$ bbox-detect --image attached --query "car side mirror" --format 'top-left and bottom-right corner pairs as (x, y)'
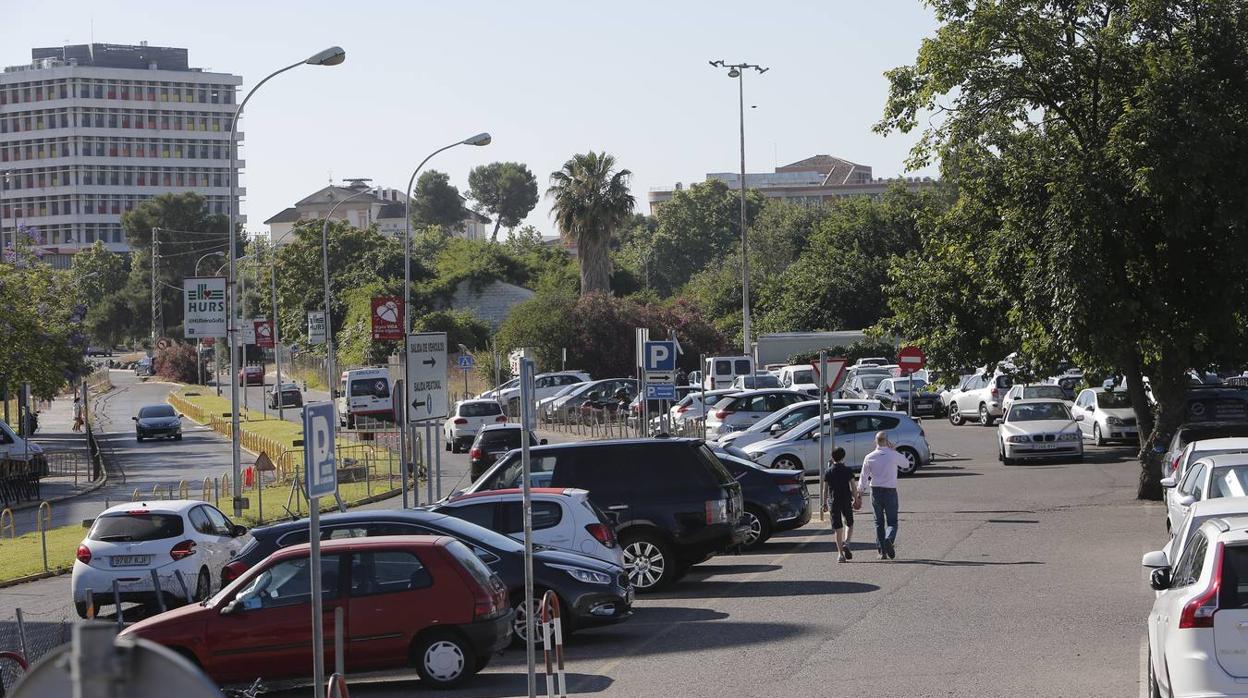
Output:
(770, 423), (783, 433)
(1149, 567), (1171, 591)
(178, 414), (185, 419)
(1160, 477), (1177, 488)
(1141, 550), (1169, 569)
(539, 439), (548, 445)
(131, 416), (138, 421)
(1178, 494), (1197, 507)
(1074, 415), (1084, 421)
(232, 524), (248, 537)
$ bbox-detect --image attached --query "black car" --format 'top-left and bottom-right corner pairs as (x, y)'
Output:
(874, 378), (941, 417)
(1183, 386), (1248, 423)
(462, 438), (747, 591)
(469, 424), (544, 481)
(711, 446), (811, 548)
(267, 382), (303, 409)
(133, 404), (182, 442)
(228, 509), (631, 644)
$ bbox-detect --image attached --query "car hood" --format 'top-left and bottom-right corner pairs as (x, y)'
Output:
(120, 600), (209, 638)
(1000, 419), (1079, 435)
(534, 547), (620, 574)
(138, 417), (180, 427)
(1098, 407), (1136, 420)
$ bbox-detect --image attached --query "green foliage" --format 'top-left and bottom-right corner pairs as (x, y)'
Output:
(412, 170), (464, 229)
(335, 281), (402, 367)
(0, 257), (88, 399)
(71, 241), (128, 303)
(413, 310), (492, 351)
(787, 339), (897, 366)
(547, 152), (635, 295)
(467, 162), (540, 241)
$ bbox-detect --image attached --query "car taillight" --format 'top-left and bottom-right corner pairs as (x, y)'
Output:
(222, 560), (248, 584)
(1170, 455), (1182, 476)
(775, 476), (803, 493)
(991, 388), (1000, 399)
(454, 418), (468, 425)
(705, 499), (728, 525)
(585, 523), (617, 548)
(715, 410), (731, 420)
(675, 405), (688, 414)
(169, 539), (196, 561)
(495, 415), (507, 423)
(469, 447), (483, 460)
(76, 545), (92, 564)
(1180, 543), (1223, 629)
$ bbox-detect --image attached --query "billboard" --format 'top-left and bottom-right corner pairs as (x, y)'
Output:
(254, 319), (275, 349)
(370, 296), (403, 341)
(308, 311), (326, 345)
(183, 277), (226, 338)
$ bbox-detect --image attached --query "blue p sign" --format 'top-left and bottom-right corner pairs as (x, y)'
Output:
(303, 402), (337, 498)
(644, 341), (676, 372)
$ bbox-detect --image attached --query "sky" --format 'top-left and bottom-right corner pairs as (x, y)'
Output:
(1, 0), (940, 239)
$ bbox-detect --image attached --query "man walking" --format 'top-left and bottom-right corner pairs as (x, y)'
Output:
(823, 446), (855, 562)
(854, 431), (905, 560)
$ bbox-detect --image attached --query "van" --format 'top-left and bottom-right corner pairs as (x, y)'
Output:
(703, 355), (754, 390)
(777, 364), (820, 397)
(0, 419), (47, 471)
(336, 367), (395, 428)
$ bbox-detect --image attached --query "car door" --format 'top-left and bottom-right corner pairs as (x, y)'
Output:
(834, 414), (869, 468)
(345, 549), (438, 671)
(552, 447), (640, 526)
(203, 505), (246, 565)
(1071, 390), (1091, 436)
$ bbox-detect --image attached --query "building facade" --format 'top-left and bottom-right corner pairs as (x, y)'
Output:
(266, 179), (491, 246)
(0, 43), (241, 266)
(647, 154), (936, 212)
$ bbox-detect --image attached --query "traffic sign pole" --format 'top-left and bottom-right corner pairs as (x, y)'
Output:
(302, 402), (336, 698)
(819, 352), (827, 522)
(519, 358), (537, 698)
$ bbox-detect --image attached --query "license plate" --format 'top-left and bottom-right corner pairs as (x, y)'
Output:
(110, 555), (152, 567)
(1033, 443), (1058, 450)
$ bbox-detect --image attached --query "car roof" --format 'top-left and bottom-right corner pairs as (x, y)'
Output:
(1194, 453), (1248, 468)
(457, 398), (501, 405)
(1198, 515), (1248, 542)
(478, 423), (522, 433)
(100, 500), (199, 516)
(1189, 498), (1248, 517)
(1191, 437), (1248, 451)
(1010, 398), (1068, 405)
(725, 388), (805, 397)
(446, 487), (588, 503)
(272, 535), (447, 559)
(513, 437), (702, 453)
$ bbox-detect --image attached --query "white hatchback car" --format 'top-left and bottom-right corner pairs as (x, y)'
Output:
(741, 410), (932, 475)
(996, 399), (1083, 464)
(1071, 387), (1139, 446)
(1162, 453), (1248, 533)
(1144, 498), (1248, 579)
(71, 500), (248, 618)
(443, 399), (506, 453)
(719, 399), (881, 450)
(433, 488), (623, 566)
(704, 389), (808, 439)
(1145, 516), (1248, 698)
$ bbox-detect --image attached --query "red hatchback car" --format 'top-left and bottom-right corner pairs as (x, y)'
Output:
(120, 536), (512, 689)
(237, 365), (264, 386)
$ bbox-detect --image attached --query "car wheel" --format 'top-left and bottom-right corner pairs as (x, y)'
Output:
(742, 506), (772, 548)
(896, 447), (920, 475)
(1000, 442), (1016, 466)
(510, 592), (549, 646)
(948, 402), (964, 426)
(74, 601), (89, 619)
(771, 455), (803, 471)
(445, 440), (452, 452)
(136, 434), (144, 443)
(193, 567), (211, 603)
(1093, 424), (1105, 447)
(174, 433), (182, 442)
(621, 532), (674, 591)
(979, 404), (994, 427)
(412, 631), (472, 689)
(474, 654), (491, 673)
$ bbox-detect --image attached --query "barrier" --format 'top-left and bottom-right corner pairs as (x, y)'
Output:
(0, 507), (13, 541)
(35, 502), (52, 573)
(539, 590), (567, 698)
(201, 477), (212, 503)
(327, 673), (350, 698)
(177, 480), (189, 499)
(131, 487), (140, 502)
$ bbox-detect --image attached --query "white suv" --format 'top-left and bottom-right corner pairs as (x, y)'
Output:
(947, 372), (1014, 426)
(494, 371), (590, 413)
(1146, 516), (1248, 697)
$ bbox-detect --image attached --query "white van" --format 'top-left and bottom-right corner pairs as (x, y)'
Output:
(0, 419), (46, 468)
(777, 364), (821, 397)
(336, 368), (395, 428)
(703, 355), (755, 390)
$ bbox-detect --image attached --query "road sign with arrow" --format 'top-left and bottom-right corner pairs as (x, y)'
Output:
(406, 332), (448, 421)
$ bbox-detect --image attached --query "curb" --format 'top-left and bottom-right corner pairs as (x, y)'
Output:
(8, 472), (108, 513)
(0, 565), (74, 589)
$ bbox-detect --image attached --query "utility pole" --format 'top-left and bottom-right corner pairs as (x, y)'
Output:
(150, 227), (160, 350)
(271, 259), (284, 420)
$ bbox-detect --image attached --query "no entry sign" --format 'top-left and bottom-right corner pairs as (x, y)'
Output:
(898, 346), (926, 374)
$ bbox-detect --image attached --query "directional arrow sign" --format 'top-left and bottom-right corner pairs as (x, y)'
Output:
(406, 332), (448, 422)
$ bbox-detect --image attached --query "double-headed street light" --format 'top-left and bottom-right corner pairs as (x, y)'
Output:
(709, 59), (768, 357)
(320, 185), (378, 407)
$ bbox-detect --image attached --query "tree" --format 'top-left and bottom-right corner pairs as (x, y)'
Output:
(876, 0), (1248, 499)
(412, 170), (465, 229)
(468, 162), (540, 241)
(547, 152), (635, 296)
(0, 255), (88, 401)
(71, 241), (128, 302)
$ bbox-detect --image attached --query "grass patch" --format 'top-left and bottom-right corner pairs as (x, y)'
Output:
(0, 524), (90, 582)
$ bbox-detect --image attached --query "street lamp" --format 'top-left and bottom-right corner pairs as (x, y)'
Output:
(709, 59), (768, 357)
(320, 186), (378, 410)
(193, 250), (226, 276)
(224, 46), (345, 522)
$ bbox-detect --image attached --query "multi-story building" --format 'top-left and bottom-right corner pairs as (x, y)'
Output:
(0, 43), (241, 266)
(647, 154), (937, 212)
(265, 179), (491, 246)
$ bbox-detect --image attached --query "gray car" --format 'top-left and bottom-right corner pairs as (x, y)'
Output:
(741, 410), (932, 475)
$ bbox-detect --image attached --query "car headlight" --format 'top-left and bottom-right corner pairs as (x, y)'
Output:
(749, 451), (765, 462)
(1106, 416), (1123, 426)
(1006, 435), (1030, 443)
(548, 564), (612, 585)
(1058, 432), (1080, 441)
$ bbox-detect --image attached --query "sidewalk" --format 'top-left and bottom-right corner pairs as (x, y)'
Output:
(9, 395), (102, 512)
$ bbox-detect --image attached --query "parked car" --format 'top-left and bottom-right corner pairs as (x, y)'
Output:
(546, 378), (635, 422)
(267, 382), (303, 409)
(1142, 497), (1248, 575)
(996, 399), (1083, 465)
(731, 373), (782, 390)
(1144, 517), (1248, 698)
(1162, 422), (1248, 480)
(134, 357), (154, 377)
(226, 510), (631, 643)
(468, 424), (545, 481)
(133, 404), (182, 442)
(536, 383), (584, 418)
(1181, 385), (1248, 423)
(855, 357), (890, 367)
(718, 399), (880, 450)
(463, 438), (746, 591)
(0, 418), (46, 468)
(435, 488), (623, 566)
(776, 364), (821, 397)
(665, 389), (738, 428)
(741, 410), (932, 476)
(120, 536), (511, 689)
(703, 389), (808, 439)
(1044, 370), (1084, 401)
(494, 371), (590, 414)
(709, 447), (810, 548)
(1070, 388), (1139, 446)
(947, 371), (1014, 426)
(336, 367), (394, 428)
(1169, 438), (1248, 488)
(443, 399), (507, 453)
(237, 365), (264, 386)
(1002, 383), (1069, 414)
(478, 377), (518, 400)
(71, 500), (248, 618)
(844, 372), (889, 401)
(85, 346), (112, 357)
(872, 377), (941, 417)
(1162, 453), (1248, 533)
(940, 374), (977, 413)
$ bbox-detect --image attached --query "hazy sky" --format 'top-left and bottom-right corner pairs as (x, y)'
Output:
(2, 0), (939, 238)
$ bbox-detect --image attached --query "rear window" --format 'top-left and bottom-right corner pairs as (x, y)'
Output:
(351, 378), (390, 398)
(138, 405), (175, 418)
(696, 444), (736, 487)
(444, 539), (498, 590)
(1022, 385), (1067, 400)
(1221, 545), (1248, 609)
(860, 376), (884, 391)
(1096, 391), (1133, 408)
(740, 375), (780, 388)
(1210, 466), (1248, 498)
(995, 375), (1014, 389)
(90, 513), (184, 542)
(734, 359), (752, 374)
(791, 369), (814, 384)
(460, 402), (502, 418)
(480, 429), (535, 450)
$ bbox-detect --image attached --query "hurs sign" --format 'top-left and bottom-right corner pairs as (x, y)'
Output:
(183, 277), (226, 338)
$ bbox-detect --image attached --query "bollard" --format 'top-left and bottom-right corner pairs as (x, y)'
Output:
(0, 507), (14, 541)
(540, 590), (568, 698)
(214, 477), (220, 506)
(15, 607), (29, 660)
(150, 569), (167, 613)
(151, 483), (162, 500)
(327, 673), (350, 698)
(202, 476), (212, 503)
(131, 487), (140, 502)
(36, 501), (52, 573)
(173, 569), (191, 603)
(85, 588), (95, 619)
(178, 480), (189, 499)
(334, 606), (345, 678)
(112, 579), (124, 631)
(256, 464), (263, 524)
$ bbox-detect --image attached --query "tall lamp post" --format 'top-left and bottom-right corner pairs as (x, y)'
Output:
(224, 46), (345, 520)
(709, 60), (768, 357)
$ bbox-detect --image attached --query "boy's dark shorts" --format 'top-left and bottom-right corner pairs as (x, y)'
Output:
(830, 499), (854, 530)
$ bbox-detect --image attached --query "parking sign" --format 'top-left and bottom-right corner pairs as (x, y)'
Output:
(302, 402), (337, 498)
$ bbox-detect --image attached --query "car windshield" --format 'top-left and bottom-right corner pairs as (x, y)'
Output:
(893, 379), (928, 391)
(740, 375), (780, 388)
(426, 513), (523, 554)
(138, 405), (176, 418)
(90, 512), (184, 542)
(1008, 402), (1072, 421)
(459, 402), (502, 418)
(791, 369), (815, 384)
(860, 376), (885, 390)
(1096, 391), (1133, 408)
(1023, 385), (1067, 400)
(1211, 466), (1248, 498)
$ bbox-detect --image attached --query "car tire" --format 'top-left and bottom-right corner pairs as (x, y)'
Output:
(193, 567), (211, 603)
(1147, 648), (1162, 698)
(474, 654), (491, 673)
(948, 402), (964, 426)
(136, 434), (144, 443)
(1093, 424), (1105, 447)
(896, 447), (920, 475)
(771, 455), (803, 471)
(412, 631), (472, 689)
(1000, 442), (1016, 466)
(742, 506), (772, 548)
(74, 601), (89, 619)
(979, 404), (995, 427)
(445, 440), (452, 453)
(174, 433), (182, 442)
(621, 532), (675, 592)
(510, 591), (554, 646)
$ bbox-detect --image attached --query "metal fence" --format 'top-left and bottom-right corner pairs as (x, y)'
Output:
(0, 607), (71, 693)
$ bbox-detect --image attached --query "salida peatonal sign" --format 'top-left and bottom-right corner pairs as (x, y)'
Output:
(184, 277), (227, 338)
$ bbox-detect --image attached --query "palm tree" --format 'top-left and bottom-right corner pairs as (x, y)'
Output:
(546, 152), (634, 295)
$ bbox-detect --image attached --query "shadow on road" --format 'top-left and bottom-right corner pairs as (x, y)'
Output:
(272, 672), (613, 697)
(688, 563), (782, 576)
(883, 558), (1044, 567)
(911, 469), (980, 479)
(648, 579), (878, 600)
(625, 606), (731, 623)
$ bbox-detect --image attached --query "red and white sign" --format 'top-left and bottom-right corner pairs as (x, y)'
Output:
(370, 296), (404, 341)
(811, 357), (849, 393)
(897, 346), (926, 374)
(254, 320), (275, 349)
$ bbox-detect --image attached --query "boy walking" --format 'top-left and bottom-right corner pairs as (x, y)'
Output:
(823, 447), (855, 562)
